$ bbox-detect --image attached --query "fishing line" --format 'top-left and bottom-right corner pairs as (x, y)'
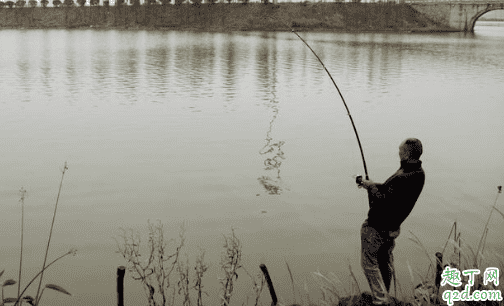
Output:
(274, 18), (369, 180)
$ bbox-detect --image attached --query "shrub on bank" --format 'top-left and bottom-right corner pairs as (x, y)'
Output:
(15, 0), (26, 7)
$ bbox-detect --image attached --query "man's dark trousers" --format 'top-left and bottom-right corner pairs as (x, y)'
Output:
(361, 219), (400, 305)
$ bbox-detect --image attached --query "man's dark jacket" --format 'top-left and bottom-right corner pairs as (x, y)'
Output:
(366, 159), (425, 233)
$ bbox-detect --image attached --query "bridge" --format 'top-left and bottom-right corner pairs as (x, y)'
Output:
(405, 0), (504, 31)
(271, 0), (504, 32)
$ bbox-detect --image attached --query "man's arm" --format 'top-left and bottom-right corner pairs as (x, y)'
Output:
(360, 179), (385, 198)
(361, 175), (409, 200)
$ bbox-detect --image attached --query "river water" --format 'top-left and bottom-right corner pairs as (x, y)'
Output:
(0, 23), (503, 306)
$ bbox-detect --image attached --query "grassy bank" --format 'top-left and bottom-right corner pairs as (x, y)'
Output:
(0, 3), (444, 32)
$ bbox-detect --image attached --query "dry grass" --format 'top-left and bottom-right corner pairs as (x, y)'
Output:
(114, 220), (188, 306)
(102, 180), (501, 306)
(311, 186), (503, 306)
(113, 185), (503, 306)
(219, 227), (242, 306)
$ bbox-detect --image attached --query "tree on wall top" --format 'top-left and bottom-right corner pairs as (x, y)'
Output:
(15, 0), (26, 7)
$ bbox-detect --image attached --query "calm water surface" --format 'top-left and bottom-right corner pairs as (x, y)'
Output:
(0, 24), (503, 305)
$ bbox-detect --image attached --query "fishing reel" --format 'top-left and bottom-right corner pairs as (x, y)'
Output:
(355, 175), (363, 188)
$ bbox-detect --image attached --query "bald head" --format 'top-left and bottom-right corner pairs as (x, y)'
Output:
(399, 138), (422, 161)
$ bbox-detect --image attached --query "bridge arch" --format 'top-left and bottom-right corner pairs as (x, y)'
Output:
(468, 4), (504, 32)
(410, 3), (504, 32)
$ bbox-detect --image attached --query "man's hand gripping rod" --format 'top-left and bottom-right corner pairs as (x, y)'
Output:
(278, 20), (369, 180)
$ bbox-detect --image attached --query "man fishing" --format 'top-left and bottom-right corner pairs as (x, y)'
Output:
(356, 138), (425, 306)
(279, 22), (424, 306)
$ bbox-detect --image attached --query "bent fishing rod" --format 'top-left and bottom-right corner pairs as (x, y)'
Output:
(277, 19), (369, 180)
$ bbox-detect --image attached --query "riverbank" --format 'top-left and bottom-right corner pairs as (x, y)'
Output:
(0, 3), (448, 32)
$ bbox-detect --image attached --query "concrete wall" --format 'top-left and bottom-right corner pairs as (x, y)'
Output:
(410, 3), (452, 29)
(411, 3), (504, 31)
(0, 2), (488, 31)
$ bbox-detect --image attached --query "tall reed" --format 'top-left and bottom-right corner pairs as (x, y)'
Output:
(475, 186), (502, 267)
(5, 162), (76, 306)
(34, 161), (69, 306)
(18, 187), (26, 303)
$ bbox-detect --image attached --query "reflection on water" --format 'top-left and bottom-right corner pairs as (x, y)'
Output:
(258, 91), (287, 195)
(255, 32), (288, 195)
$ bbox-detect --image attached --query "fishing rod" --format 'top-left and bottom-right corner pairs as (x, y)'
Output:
(276, 19), (369, 181)
(277, 23), (396, 293)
